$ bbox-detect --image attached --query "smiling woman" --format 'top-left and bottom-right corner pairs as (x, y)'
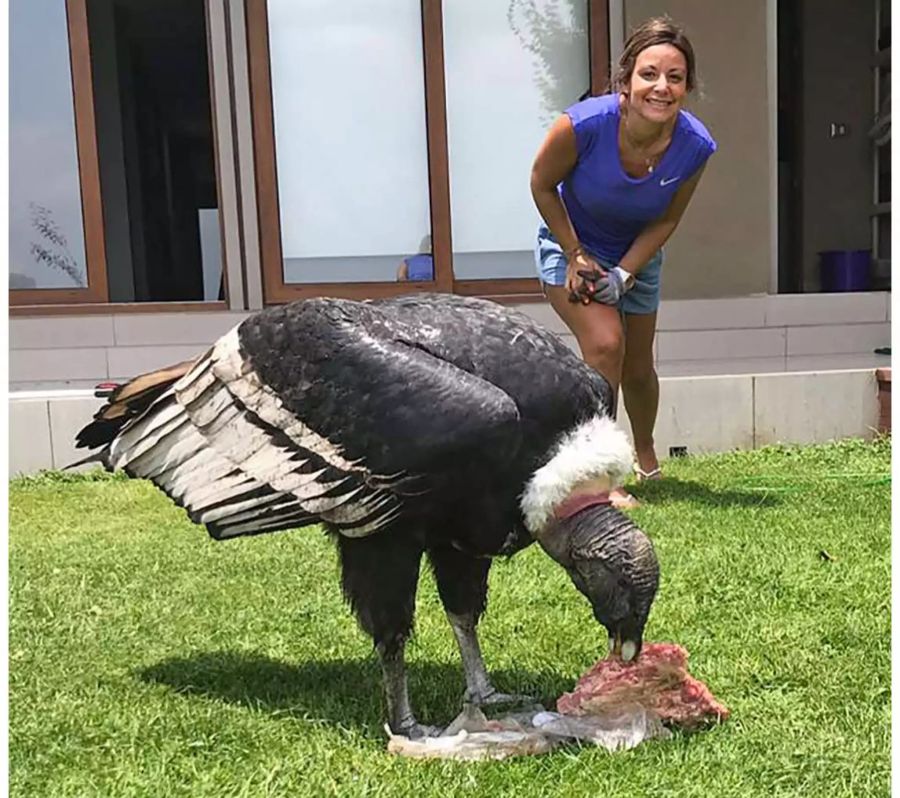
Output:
(530, 16), (717, 510)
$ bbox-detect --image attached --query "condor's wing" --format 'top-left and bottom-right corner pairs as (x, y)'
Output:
(78, 301), (522, 541)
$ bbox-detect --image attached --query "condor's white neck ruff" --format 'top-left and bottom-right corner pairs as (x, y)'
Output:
(519, 415), (633, 534)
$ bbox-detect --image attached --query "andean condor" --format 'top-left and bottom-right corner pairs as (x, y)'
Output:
(74, 293), (660, 737)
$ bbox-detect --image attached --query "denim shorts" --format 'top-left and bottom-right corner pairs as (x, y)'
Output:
(534, 224), (663, 315)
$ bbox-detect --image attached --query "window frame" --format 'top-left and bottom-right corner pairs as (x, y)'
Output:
(10, 0), (109, 307)
(10, 0), (231, 316)
(248, 0), (609, 303)
(11, 0), (608, 313)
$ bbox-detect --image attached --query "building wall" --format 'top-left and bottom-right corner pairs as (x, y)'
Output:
(9, 295), (889, 475)
(8, 0), (884, 317)
(8, 294), (890, 390)
(623, 0), (773, 298)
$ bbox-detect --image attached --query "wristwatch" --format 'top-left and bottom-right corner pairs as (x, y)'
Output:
(613, 266), (636, 292)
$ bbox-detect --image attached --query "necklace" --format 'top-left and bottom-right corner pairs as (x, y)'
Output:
(621, 116), (668, 175)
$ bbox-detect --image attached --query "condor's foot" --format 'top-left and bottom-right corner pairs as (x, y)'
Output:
(392, 718), (443, 740)
(380, 642), (442, 740)
(463, 686), (537, 710)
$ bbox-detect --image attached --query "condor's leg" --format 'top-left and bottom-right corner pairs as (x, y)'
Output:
(428, 546), (533, 708)
(338, 533), (437, 738)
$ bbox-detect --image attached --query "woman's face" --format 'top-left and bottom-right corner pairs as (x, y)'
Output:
(624, 44), (688, 124)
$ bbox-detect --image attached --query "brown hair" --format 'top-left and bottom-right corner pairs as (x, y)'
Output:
(611, 17), (697, 94)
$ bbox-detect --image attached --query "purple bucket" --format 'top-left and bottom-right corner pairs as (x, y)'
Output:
(818, 249), (872, 292)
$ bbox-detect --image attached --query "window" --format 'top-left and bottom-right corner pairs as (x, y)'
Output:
(250, 0), (453, 302)
(266, 0), (433, 287)
(9, 0), (106, 303)
(443, 0), (589, 281)
(10, 0), (223, 309)
(250, 0), (606, 302)
(12, 0), (608, 311)
(87, 0), (221, 302)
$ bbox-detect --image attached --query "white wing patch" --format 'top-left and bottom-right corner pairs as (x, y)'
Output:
(208, 328), (363, 471)
(107, 324), (403, 539)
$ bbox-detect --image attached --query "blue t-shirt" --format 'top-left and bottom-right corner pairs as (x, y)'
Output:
(559, 94), (717, 264)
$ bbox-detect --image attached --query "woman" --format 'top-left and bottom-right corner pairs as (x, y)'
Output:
(530, 17), (716, 508)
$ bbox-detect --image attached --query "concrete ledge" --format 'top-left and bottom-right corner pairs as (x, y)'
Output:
(10, 295), (890, 390)
(9, 368), (883, 477)
(628, 368), (879, 455)
(9, 391), (100, 474)
(753, 370), (878, 447)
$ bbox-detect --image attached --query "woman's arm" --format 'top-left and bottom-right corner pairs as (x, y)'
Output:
(530, 115), (603, 299)
(530, 115), (580, 252)
(618, 164), (708, 276)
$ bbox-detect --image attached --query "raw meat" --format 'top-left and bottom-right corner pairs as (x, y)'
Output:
(556, 642), (729, 730)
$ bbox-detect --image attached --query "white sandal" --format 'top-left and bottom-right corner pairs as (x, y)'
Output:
(634, 465), (662, 482)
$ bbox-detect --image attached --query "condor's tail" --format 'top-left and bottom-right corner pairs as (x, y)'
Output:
(69, 358), (199, 468)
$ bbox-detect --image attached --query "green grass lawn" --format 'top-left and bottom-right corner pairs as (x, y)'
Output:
(9, 438), (890, 798)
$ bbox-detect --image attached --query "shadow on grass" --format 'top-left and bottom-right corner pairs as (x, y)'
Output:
(136, 651), (572, 734)
(630, 476), (781, 509)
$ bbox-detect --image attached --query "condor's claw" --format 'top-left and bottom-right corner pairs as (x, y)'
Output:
(394, 721), (443, 740)
(464, 688), (536, 710)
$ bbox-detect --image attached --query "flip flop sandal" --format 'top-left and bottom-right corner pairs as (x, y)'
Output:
(634, 465), (662, 482)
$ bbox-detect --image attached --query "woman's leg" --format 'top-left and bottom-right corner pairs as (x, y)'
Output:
(544, 286), (638, 508)
(544, 285), (625, 391)
(622, 311), (660, 477)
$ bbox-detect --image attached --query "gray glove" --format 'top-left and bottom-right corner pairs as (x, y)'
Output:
(593, 266), (634, 305)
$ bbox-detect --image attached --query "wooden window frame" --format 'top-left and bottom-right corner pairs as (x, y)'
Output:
(10, 0), (230, 317)
(247, 0), (609, 304)
(10, 0), (109, 308)
(12, 0), (608, 314)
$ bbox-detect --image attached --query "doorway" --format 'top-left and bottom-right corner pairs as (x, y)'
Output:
(87, 0), (221, 302)
(776, 0), (882, 294)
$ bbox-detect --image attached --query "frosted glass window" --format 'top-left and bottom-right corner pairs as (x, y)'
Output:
(444, 0), (589, 279)
(10, 0), (88, 290)
(267, 0), (431, 284)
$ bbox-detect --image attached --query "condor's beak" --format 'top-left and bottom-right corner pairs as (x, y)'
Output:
(609, 634), (621, 657)
(608, 633), (639, 662)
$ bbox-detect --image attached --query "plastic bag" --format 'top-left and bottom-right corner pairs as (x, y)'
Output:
(532, 704), (671, 752)
(385, 702), (669, 760)
(385, 704), (559, 761)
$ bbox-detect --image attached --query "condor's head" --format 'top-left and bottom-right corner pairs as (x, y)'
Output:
(520, 415), (660, 662)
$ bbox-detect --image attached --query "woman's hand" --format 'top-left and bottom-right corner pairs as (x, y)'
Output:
(565, 248), (606, 304)
(592, 266), (634, 305)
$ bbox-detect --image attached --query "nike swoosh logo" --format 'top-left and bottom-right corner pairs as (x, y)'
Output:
(660, 177), (680, 186)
